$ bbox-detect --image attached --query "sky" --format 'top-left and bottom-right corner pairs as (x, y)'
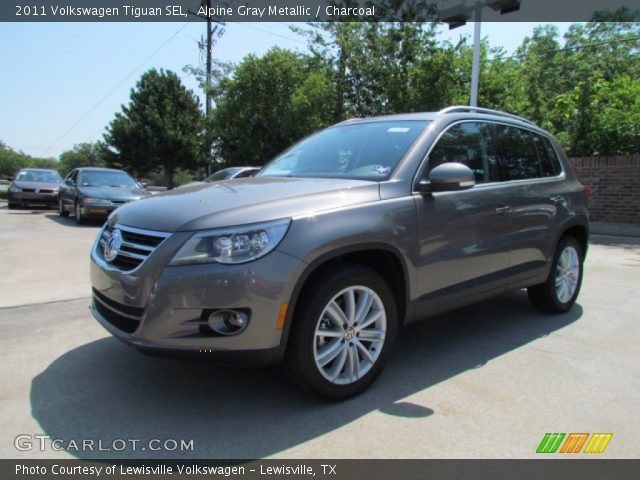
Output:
(0, 21), (574, 159)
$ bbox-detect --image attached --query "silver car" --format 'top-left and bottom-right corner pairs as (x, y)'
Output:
(8, 168), (62, 209)
(90, 106), (589, 399)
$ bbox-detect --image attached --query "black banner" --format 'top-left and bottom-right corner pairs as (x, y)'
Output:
(3, 0), (640, 23)
(4, 460), (640, 480)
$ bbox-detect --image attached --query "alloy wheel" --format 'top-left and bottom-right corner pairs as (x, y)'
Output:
(555, 245), (580, 303)
(313, 285), (386, 385)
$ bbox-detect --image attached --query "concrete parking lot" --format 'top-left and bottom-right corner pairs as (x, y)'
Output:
(1, 204), (639, 459)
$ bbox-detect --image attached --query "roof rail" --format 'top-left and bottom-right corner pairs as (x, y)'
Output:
(438, 105), (536, 126)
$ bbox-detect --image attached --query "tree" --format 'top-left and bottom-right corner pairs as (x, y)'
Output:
(293, 22), (448, 118)
(104, 69), (204, 188)
(58, 142), (106, 176)
(211, 48), (335, 166)
(0, 144), (24, 179)
(0, 142), (59, 178)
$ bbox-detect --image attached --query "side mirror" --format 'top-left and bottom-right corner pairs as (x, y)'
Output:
(65, 179), (75, 186)
(139, 182), (148, 188)
(415, 162), (476, 194)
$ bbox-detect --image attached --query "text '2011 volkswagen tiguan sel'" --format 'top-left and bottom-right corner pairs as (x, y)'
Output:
(90, 106), (589, 399)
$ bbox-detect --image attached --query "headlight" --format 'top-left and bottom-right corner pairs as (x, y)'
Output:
(170, 218), (291, 266)
(9, 185), (20, 193)
(82, 197), (111, 205)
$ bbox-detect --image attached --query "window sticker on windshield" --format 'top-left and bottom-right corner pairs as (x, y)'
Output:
(387, 127), (410, 133)
(372, 165), (391, 175)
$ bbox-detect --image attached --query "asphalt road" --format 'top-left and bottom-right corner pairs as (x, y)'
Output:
(1, 205), (639, 459)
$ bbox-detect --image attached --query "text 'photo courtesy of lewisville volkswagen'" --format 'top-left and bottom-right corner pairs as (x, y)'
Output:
(1, 1), (639, 478)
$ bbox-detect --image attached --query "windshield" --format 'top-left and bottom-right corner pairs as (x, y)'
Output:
(206, 168), (241, 182)
(79, 170), (138, 188)
(16, 170), (61, 183)
(259, 120), (429, 181)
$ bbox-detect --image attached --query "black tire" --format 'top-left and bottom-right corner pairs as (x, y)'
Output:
(59, 198), (69, 217)
(284, 263), (398, 400)
(74, 200), (85, 224)
(528, 236), (584, 313)
(8, 203), (18, 210)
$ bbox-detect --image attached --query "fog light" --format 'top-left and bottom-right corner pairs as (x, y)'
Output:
(207, 310), (249, 336)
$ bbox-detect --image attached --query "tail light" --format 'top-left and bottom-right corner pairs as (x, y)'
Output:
(581, 185), (591, 200)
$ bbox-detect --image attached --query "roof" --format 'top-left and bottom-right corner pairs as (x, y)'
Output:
(76, 167), (126, 173)
(18, 168), (60, 172)
(336, 106), (543, 132)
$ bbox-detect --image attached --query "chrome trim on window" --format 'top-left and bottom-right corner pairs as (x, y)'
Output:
(411, 118), (566, 194)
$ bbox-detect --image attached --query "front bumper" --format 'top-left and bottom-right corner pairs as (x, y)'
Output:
(80, 203), (119, 218)
(8, 190), (57, 206)
(90, 227), (306, 366)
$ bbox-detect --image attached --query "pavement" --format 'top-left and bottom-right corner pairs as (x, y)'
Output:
(0, 204), (639, 459)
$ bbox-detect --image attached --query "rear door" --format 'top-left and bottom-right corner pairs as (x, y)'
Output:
(413, 121), (513, 317)
(494, 125), (565, 285)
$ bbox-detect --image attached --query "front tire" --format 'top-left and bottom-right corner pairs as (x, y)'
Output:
(59, 198), (69, 217)
(528, 236), (584, 313)
(8, 203), (18, 210)
(74, 200), (85, 224)
(284, 263), (398, 400)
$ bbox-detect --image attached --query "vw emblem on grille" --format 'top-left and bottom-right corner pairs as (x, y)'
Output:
(103, 228), (123, 262)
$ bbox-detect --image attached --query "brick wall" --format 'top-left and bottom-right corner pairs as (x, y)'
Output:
(569, 155), (640, 224)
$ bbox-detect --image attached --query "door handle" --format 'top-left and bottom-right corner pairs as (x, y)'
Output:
(495, 205), (510, 215)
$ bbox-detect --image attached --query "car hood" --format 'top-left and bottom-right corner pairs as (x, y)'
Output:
(78, 186), (149, 200)
(109, 177), (381, 232)
(13, 181), (61, 190)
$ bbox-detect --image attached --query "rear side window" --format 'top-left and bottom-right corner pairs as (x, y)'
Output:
(535, 135), (562, 177)
(496, 125), (540, 180)
(428, 122), (502, 183)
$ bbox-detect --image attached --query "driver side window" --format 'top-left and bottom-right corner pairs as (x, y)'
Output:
(428, 122), (501, 184)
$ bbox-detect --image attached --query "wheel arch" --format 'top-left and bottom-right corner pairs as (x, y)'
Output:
(279, 243), (412, 350)
(559, 223), (589, 257)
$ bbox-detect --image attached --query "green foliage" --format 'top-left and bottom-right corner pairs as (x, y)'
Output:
(211, 48), (335, 166)
(492, 17), (640, 156)
(180, 15), (638, 167)
(173, 168), (198, 186)
(0, 142), (59, 179)
(58, 142), (107, 176)
(104, 68), (204, 188)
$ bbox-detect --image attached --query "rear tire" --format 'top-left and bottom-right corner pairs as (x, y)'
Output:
(59, 198), (69, 217)
(284, 263), (398, 400)
(8, 203), (18, 210)
(528, 236), (584, 313)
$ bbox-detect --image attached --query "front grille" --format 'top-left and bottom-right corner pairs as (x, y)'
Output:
(21, 188), (35, 193)
(39, 189), (54, 194)
(99, 223), (170, 272)
(93, 290), (142, 333)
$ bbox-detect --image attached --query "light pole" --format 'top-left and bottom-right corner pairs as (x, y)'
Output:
(189, 0), (229, 175)
(439, 0), (522, 107)
(470, 4), (482, 107)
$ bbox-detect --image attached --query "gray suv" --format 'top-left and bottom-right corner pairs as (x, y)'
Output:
(90, 106), (589, 399)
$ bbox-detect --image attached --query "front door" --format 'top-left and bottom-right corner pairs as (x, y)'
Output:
(413, 121), (513, 318)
